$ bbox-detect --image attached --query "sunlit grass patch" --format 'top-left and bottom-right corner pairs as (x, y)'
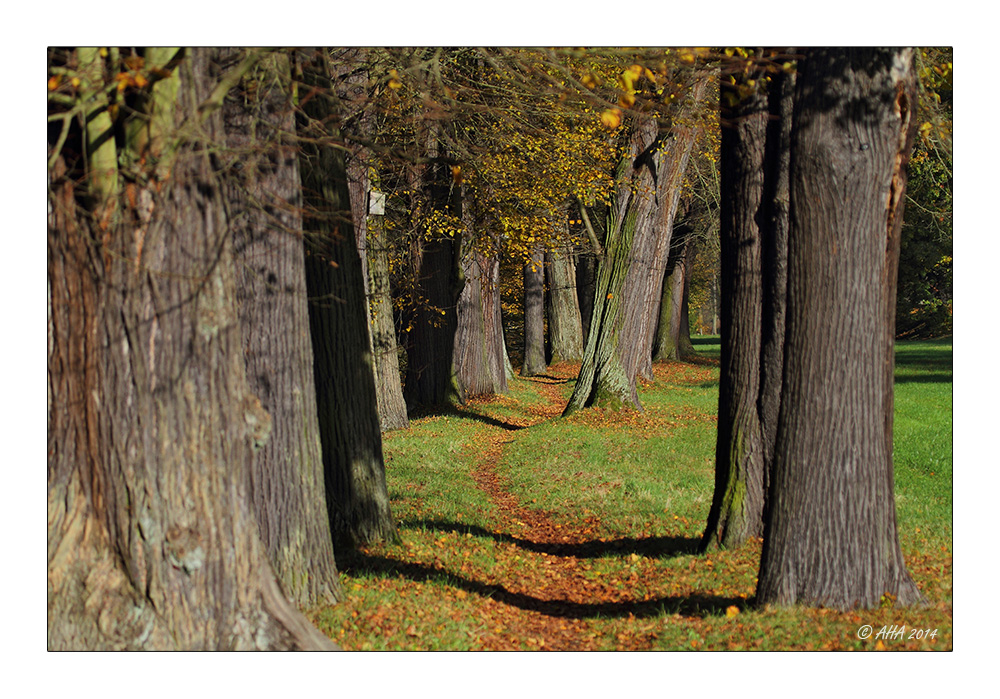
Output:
(310, 337), (951, 651)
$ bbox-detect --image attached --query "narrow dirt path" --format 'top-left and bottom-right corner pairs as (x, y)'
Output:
(458, 365), (661, 650)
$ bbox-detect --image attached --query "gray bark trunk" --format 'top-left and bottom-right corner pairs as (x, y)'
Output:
(545, 232), (584, 364)
(47, 47), (336, 650)
(757, 48), (924, 609)
(522, 246), (547, 376)
(222, 49), (342, 606)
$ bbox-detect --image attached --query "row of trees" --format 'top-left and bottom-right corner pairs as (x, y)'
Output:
(47, 46), (946, 648)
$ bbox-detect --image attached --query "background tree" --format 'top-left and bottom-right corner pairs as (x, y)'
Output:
(47, 47), (335, 649)
(756, 47), (924, 609)
(896, 48), (952, 339)
(545, 216), (585, 364)
(522, 246), (548, 375)
(333, 48), (411, 431)
(565, 61), (708, 414)
(296, 49), (397, 547)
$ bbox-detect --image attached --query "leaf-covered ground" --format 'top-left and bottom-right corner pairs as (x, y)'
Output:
(306, 344), (953, 651)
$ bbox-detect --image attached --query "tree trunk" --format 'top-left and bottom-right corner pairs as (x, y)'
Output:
(222, 49), (341, 606)
(566, 80), (706, 414)
(47, 47), (336, 650)
(296, 49), (397, 548)
(402, 123), (465, 409)
(334, 48), (409, 432)
(653, 230), (697, 361)
(545, 225), (584, 364)
(368, 211), (410, 430)
(703, 76), (769, 549)
(576, 248), (597, 350)
(621, 78), (706, 382)
(757, 48), (924, 609)
(454, 239), (509, 397)
(564, 116), (659, 412)
(522, 245), (547, 376)
(758, 64), (794, 476)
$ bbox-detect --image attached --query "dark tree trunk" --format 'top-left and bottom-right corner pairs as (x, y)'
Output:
(702, 56), (795, 551)
(545, 236), (584, 365)
(403, 124), (465, 409)
(222, 49), (341, 606)
(703, 77), (769, 549)
(758, 65), (794, 475)
(576, 248), (597, 350)
(522, 246), (547, 376)
(757, 48), (924, 609)
(47, 47), (335, 650)
(333, 48), (409, 432)
(296, 49), (397, 549)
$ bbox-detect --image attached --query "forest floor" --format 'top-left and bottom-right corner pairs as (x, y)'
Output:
(306, 338), (954, 651)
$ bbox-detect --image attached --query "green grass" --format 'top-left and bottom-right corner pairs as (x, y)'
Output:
(307, 336), (953, 651)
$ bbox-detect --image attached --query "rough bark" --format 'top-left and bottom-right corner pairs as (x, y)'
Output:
(703, 78), (769, 549)
(653, 228), (697, 362)
(545, 233), (584, 364)
(757, 48), (924, 609)
(222, 49), (341, 606)
(47, 47), (336, 650)
(334, 48), (409, 432)
(620, 78), (706, 382)
(296, 49), (397, 548)
(522, 246), (547, 376)
(454, 239), (509, 397)
(565, 117), (658, 413)
(368, 212), (410, 430)
(758, 65), (794, 475)
(403, 124), (465, 409)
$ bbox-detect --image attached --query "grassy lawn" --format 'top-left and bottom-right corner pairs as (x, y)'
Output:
(306, 337), (953, 651)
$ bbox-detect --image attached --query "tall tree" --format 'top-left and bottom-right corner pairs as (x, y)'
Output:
(334, 48), (410, 431)
(521, 246), (548, 376)
(564, 114), (660, 412)
(653, 226), (697, 362)
(47, 47), (335, 649)
(545, 223), (585, 364)
(222, 49), (342, 605)
(454, 243), (510, 396)
(702, 54), (794, 550)
(296, 49), (397, 548)
(565, 74), (705, 414)
(401, 131), (466, 408)
(756, 48), (924, 608)
(620, 77), (707, 382)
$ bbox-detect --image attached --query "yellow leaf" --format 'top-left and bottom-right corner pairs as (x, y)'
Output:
(48, 75), (61, 91)
(600, 108), (622, 129)
(726, 605), (740, 618)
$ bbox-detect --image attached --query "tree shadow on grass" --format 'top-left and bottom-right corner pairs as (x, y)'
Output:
(335, 547), (747, 621)
(406, 404), (529, 432)
(398, 519), (700, 560)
